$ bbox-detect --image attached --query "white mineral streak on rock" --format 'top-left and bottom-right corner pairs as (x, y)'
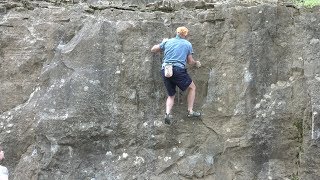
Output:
(31, 149), (38, 157)
(60, 79), (65, 88)
(310, 38), (319, 45)
(164, 156), (171, 162)
(264, 94), (271, 99)
(122, 153), (128, 159)
(6, 115), (12, 122)
(179, 149), (185, 157)
(68, 146), (73, 158)
(129, 90), (136, 100)
(262, 113), (266, 118)
(164, 18), (171, 26)
(154, 120), (162, 127)
(50, 140), (59, 154)
(143, 122), (148, 127)
(312, 111), (319, 139)
(89, 80), (100, 85)
(267, 161), (274, 180)
(115, 66), (121, 74)
(205, 155), (214, 165)
(244, 68), (253, 83)
(134, 156), (145, 165)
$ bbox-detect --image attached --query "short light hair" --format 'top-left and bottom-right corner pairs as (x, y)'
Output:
(176, 26), (189, 36)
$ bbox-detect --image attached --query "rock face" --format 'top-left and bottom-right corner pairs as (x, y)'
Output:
(0, 0), (319, 179)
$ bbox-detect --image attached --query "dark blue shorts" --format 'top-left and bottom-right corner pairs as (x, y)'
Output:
(161, 66), (192, 96)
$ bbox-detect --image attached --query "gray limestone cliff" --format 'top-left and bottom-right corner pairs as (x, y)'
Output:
(0, 0), (320, 179)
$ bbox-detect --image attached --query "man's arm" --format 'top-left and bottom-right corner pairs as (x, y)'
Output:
(187, 54), (196, 65)
(151, 44), (161, 53)
(187, 54), (201, 68)
(151, 38), (168, 53)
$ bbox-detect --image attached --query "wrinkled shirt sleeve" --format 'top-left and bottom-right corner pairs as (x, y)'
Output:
(188, 43), (194, 55)
(159, 41), (166, 50)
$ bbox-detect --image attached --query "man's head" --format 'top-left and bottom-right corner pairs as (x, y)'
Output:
(176, 26), (189, 37)
(0, 146), (4, 161)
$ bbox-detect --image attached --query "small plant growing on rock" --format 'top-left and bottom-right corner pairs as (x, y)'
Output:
(293, 0), (320, 7)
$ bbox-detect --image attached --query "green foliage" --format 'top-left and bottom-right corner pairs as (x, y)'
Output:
(304, 0), (320, 7)
(291, 174), (299, 180)
(293, 120), (303, 143)
(293, 0), (320, 7)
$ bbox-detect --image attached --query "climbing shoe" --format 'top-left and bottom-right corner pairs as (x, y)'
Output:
(164, 113), (173, 125)
(187, 111), (201, 118)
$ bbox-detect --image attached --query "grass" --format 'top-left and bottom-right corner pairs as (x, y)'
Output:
(291, 174), (299, 180)
(293, 0), (320, 7)
(293, 120), (303, 143)
(304, 0), (320, 7)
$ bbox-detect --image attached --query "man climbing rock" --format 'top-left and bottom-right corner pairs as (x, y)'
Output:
(151, 26), (202, 125)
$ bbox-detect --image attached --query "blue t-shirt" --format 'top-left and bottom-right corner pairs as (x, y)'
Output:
(159, 35), (193, 69)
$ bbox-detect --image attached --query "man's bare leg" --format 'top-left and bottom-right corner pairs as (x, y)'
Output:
(187, 81), (201, 117)
(166, 95), (175, 115)
(187, 81), (196, 112)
